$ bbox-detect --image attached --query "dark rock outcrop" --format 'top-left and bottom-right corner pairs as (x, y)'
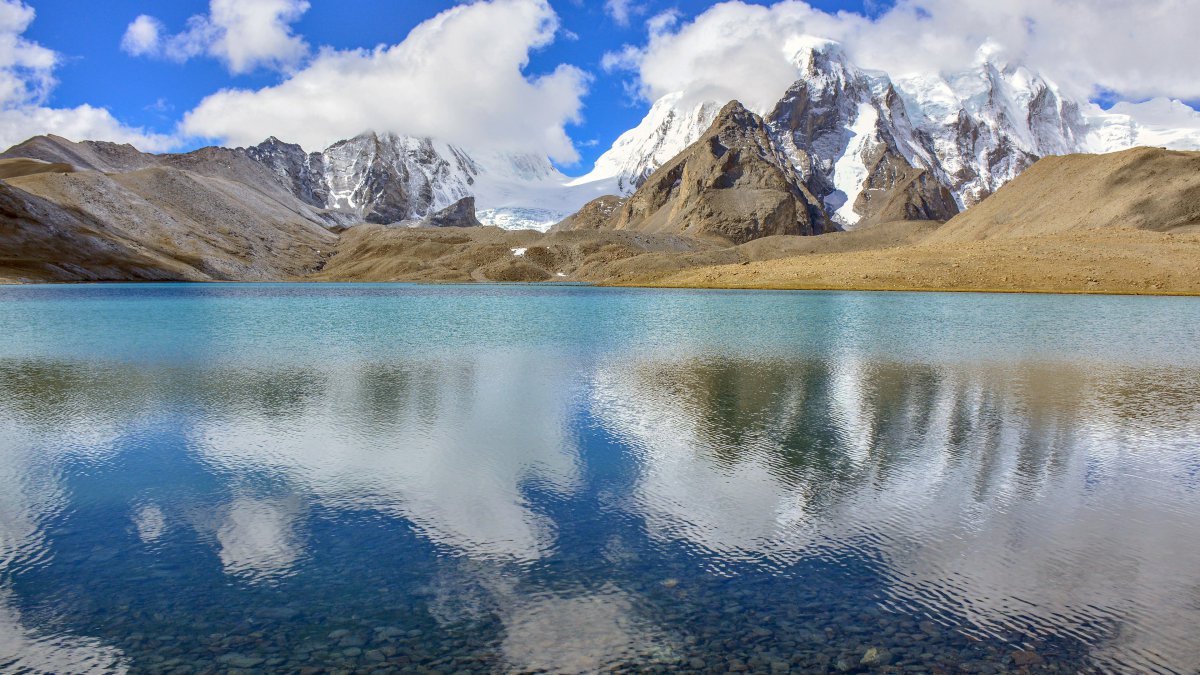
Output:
(405, 196), (483, 228)
(854, 146), (958, 223)
(605, 101), (831, 244)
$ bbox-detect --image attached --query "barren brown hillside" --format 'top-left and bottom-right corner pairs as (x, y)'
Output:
(928, 147), (1200, 242)
(627, 148), (1200, 294)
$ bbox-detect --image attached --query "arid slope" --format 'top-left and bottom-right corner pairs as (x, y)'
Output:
(928, 147), (1200, 242)
(626, 229), (1200, 295)
(624, 148), (1200, 294)
(1, 168), (336, 282)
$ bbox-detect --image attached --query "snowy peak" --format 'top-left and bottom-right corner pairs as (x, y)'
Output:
(316, 132), (481, 224)
(787, 36), (857, 95)
(581, 34), (1200, 229)
(239, 131), (603, 231)
(571, 92), (724, 194)
(890, 57), (1091, 206)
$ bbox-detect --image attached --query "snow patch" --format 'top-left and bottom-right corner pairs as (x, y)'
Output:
(829, 104), (878, 227)
(511, 248), (528, 257)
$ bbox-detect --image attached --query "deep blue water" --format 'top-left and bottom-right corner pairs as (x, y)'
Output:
(1, 283), (1200, 673)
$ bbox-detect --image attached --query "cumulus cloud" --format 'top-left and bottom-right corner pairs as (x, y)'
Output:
(846, 0), (1200, 101)
(0, 0), (171, 151)
(613, 2), (849, 112)
(120, 15), (161, 57)
(608, 0), (1200, 112)
(122, 0), (310, 75)
(180, 0), (589, 161)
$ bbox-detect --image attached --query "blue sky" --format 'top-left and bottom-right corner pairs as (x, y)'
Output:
(6, 0), (1200, 172)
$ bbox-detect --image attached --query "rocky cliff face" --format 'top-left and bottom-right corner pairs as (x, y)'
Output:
(764, 39), (953, 227)
(316, 133), (479, 224)
(400, 196), (483, 229)
(244, 136), (331, 208)
(602, 102), (830, 244)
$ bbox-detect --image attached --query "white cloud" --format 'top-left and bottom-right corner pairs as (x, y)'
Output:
(0, 0), (56, 106)
(607, 0), (1200, 112)
(608, 2), (845, 112)
(644, 10), (679, 36)
(123, 0), (310, 75)
(0, 105), (173, 151)
(604, 0), (638, 26)
(846, 0), (1200, 101)
(0, 0), (171, 152)
(180, 0), (589, 162)
(120, 15), (161, 57)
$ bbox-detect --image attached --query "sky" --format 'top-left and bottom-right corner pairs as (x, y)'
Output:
(4, 0), (1200, 174)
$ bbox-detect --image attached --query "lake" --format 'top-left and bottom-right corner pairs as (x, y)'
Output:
(1, 283), (1199, 673)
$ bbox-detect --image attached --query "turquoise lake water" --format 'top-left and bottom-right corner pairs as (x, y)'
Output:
(1, 283), (1199, 673)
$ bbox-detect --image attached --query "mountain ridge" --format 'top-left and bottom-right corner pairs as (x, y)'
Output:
(4, 36), (1199, 236)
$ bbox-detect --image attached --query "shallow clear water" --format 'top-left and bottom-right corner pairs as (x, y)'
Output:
(1, 283), (1200, 674)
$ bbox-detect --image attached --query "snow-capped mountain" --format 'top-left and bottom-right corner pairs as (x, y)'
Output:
(12, 35), (1196, 236)
(890, 45), (1089, 208)
(227, 38), (1200, 233)
(244, 132), (613, 231)
(582, 38), (1200, 229)
(764, 38), (938, 226)
(569, 93), (724, 195)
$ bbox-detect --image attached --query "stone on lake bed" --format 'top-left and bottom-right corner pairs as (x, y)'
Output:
(1012, 649), (1044, 666)
(216, 653), (265, 668)
(860, 646), (892, 667)
(254, 607), (299, 620)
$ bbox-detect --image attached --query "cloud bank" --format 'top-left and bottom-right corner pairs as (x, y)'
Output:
(180, 0), (589, 161)
(121, 0), (311, 75)
(609, 0), (1200, 113)
(0, 0), (171, 152)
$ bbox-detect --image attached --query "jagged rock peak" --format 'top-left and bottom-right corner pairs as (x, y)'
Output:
(413, 196), (483, 229)
(251, 136), (305, 152)
(604, 99), (830, 244)
(788, 36), (855, 84)
(710, 100), (766, 131)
